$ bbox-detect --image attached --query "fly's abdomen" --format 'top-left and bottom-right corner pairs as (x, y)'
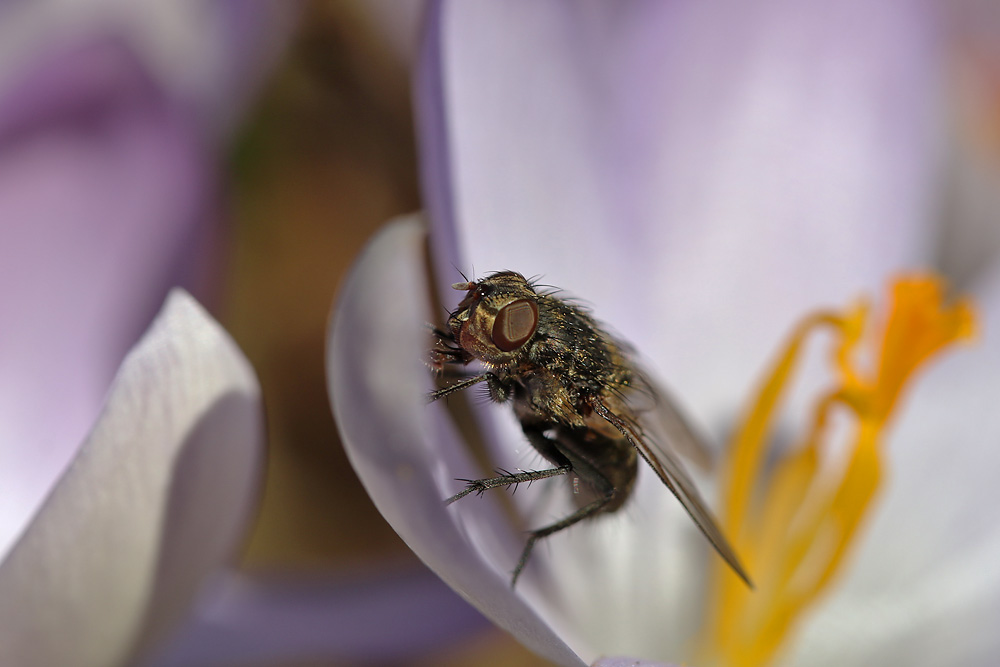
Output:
(556, 427), (638, 513)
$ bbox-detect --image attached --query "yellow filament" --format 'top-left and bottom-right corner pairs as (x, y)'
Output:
(698, 275), (976, 667)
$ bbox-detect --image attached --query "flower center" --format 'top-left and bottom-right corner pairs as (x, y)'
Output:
(697, 274), (977, 667)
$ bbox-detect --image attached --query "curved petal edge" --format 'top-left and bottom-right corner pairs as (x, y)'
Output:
(0, 289), (265, 667)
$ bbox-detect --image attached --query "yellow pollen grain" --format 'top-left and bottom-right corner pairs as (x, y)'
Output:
(697, 274), (976, 667)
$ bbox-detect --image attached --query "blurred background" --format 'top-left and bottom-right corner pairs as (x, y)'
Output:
(228, 1), (418, 573)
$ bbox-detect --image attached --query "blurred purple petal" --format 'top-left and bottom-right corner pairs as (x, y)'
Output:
(200, 0), (299, 130)
(328, 215), (588, 666)
(0, 290), (265, 667)
(0, 2), (297, 131)
(149, 568), (491, 666)
(0, 37), (217, 559)
(418, 0), (944, 418)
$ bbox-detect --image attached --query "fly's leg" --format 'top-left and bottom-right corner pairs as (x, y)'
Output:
(429, 373), (490, 401)
(445, 465), (572, 504)
(443, 418), (618, 586)
(430, 372), (514, 403)
(444, 411), (570, 504)
(428, 324), (473, 370)
(508, 425), (617, 586)
(428, 324), (454, 341)
(511, 492), (615, 586)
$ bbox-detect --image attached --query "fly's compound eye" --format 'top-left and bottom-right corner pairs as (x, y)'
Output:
(492, 299), (539, 351)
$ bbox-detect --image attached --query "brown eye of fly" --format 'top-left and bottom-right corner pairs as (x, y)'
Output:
(492, 299), (539, 351)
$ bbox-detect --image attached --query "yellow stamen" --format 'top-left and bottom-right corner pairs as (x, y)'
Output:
(698, 275), (976, 667)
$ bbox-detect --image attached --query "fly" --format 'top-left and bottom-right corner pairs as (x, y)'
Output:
(430, 271), (752, 588)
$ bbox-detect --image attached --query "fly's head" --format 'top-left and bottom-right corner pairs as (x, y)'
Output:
(447, 271), (540, 367)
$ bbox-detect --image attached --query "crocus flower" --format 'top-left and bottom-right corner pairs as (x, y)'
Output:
(329, 1), (1000, 665)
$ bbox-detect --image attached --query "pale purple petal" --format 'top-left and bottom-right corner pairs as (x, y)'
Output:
(328, 215), (589, 666)
(0, 290), (264, 667)
(0, 37), (216, 560)
(149, 568), (491, 666)
(782, 264), (1000, 665)
(418, 0), (944, 419)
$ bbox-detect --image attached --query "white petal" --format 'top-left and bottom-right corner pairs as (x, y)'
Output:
(328, 215), (588, 666)
(0, 290), (264, 667)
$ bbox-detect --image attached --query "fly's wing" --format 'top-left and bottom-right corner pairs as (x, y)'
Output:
(627, 369), (716, 472)
(592, 396), (753, 588)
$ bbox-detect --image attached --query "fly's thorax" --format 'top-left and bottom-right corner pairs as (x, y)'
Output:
(448, 272), (540, 365)
(528, 296), (630, 397)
